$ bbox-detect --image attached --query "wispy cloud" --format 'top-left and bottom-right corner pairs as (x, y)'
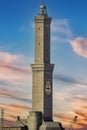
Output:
(74, 110), (87, 118)
(52, 19), (72, 36)
(54, 74), (87, 86)
(54, 113), (74, 124)
(0, 50), (33, 105)
(51, 19), (73, 43)
(53, 91), (87, 130)
(73, 95), (87, 102)
(0, 86), (31, 103)
(51, 36), (66, 43)
(53, 77), (87, 130)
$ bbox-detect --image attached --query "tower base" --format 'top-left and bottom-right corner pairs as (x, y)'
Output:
(39, 122), (64, 130)
(16, 111), (65, 130)
(27, 111), (65, 130)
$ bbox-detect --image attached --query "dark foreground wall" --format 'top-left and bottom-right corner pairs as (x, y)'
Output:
(3, 126), (28, 130)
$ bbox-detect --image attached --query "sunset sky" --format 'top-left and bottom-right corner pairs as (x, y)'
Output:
(0, 0), (87, 130)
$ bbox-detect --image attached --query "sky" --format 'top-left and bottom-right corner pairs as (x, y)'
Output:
(0, 0), (87, 129)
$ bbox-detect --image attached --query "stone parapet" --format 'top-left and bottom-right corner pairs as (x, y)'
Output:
(31, 63), (54, 71)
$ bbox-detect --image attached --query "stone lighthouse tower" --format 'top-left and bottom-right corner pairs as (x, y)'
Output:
(31, 3), (54, 121)
(16, 3), (64, 130)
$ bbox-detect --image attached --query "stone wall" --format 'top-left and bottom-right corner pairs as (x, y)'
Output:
(3, 127), (22, 130)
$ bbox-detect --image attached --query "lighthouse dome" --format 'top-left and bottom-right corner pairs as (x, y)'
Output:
(39, 3), (47, 16)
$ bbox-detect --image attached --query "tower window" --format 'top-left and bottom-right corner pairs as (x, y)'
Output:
(38, 43), (40, 45)
(38, 27), (40, 30)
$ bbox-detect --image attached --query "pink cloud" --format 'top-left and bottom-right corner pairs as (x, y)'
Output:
(0, 103), (31, 114)
(0, 62), (32, 97)
(0, 62), (31, 80)
(0, 51), (32, 83)
(69, 37), (87, 58)
(51, 19), (87, 60)
(0, 52), (24, 64)
(0, 51), (33, 66)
